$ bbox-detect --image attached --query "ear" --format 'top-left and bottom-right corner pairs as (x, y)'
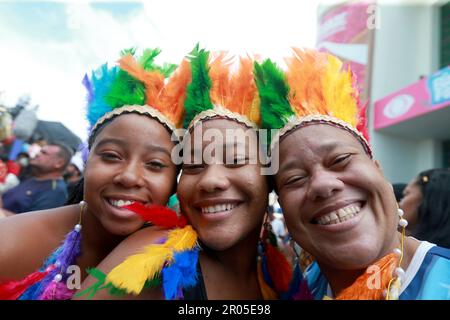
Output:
(54, 158), (65, 171)
(374, 159), (383, 172)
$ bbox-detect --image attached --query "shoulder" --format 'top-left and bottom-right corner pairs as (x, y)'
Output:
(401, 242), (450, 300)
(0, 205), (79, 280)
(76, 226), (168, 300)
(96, 226), (169, 269)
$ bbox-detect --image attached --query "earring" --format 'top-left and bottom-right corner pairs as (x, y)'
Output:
(385, 207), (408, 300)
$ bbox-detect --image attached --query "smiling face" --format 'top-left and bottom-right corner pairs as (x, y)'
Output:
(84, 114), (177, 236)
(275, 124), (398, 270)
(29, 145), (65, 173)
(177, 118), (268, 251)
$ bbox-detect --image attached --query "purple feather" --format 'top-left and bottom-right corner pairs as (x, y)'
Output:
(155, 236), (167, 244)
(80, 141), (89, 163)
(37, 226), (83, 300)
(40, 281), (75, 300)
(55, 227), (82, 271)
(82, 74), (94, 105)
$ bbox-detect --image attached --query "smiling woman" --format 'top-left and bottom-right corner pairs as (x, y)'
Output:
(257, 48), (450, 300)
(0, 48), (189, 300)
(76, 45), (296, 300)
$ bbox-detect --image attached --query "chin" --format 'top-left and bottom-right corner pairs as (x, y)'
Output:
(320, 243), (382, 270)
(103, 220), (143, 237)
(199, 232), (236, 251)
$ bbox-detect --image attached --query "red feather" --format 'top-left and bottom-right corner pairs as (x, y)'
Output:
(265, 243), (293, 293)
(357, 100), (370, 143)
(124, 203), (187, 228)
(0, 267), (53, 300)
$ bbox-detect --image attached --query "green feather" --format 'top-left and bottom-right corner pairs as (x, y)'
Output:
(254, 59), (294, 145)
(104, 69), (146, 108)
(73, 268), (107, 300)
(104, 48), (177, 109)
(120, 47), (137, 57)
(254, 59), (293, 130)
(139, 48), (177, 77)
(182, 44), (213, 128)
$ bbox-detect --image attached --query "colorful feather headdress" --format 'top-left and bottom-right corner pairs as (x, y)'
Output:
(182, 44), (260, 130)
(85, 48), (191, 146)
(255, 48), (371, 157)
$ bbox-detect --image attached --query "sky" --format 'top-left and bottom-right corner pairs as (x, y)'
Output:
(0, 0), (319, 141)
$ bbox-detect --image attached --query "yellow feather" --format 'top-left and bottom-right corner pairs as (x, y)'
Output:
(165, 225), (198, 251)
(106, 245), (173, 295)
(285, 48), (359, 125)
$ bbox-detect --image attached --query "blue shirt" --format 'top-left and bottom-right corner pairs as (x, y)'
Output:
(304, 241), (450, 300)
(2, 178), (68, 213)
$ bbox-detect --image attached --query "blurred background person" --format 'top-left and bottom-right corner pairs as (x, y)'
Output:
(400, 168), (450, 248)
(0, 142), (71, 215)
(392, 183), (407, 203)
(64, 152), (84, 197)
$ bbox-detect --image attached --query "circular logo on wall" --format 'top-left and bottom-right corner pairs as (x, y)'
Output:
(383, 94), (415, 119)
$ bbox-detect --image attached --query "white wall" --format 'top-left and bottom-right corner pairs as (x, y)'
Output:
(370, 3), (441, 183)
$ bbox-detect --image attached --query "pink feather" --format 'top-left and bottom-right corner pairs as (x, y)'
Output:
(39, 281), (75, 300)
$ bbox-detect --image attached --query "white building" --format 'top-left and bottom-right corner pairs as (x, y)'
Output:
(318, 0), (450, 183)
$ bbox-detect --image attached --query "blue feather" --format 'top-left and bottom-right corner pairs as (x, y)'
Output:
(281, 262), (303, 300)
(18, 247), (62, 300)
(162, 249), (199, 300)
(86, 64), (118, 127)
(261, 254), (274, 288)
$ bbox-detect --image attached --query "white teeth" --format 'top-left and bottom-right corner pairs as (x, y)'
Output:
(315, 204), (361, 225)
(109, 199), (135, 207)
(201, 203), (237, 214)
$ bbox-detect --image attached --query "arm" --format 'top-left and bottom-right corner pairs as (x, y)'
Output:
(75, 227), (168, 300)
(0, 208), (71, 280)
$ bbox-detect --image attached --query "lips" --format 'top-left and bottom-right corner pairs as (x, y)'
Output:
(311, 201), (364, 226)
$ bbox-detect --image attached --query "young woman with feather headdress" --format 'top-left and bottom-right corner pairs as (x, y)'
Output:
(0, 48), (191, 300)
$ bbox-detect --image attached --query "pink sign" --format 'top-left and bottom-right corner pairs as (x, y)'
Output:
(317, 2), (374, 102)
(374, 66), (450, 129)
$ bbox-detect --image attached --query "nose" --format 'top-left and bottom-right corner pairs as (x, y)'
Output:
(306, 169), (344, 201)
(197, 164), (231, 193)
(113, 160), (145, 188)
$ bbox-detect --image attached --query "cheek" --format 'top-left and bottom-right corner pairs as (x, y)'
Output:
(145, 171), (177, 203)
(177, 176), (194, 206)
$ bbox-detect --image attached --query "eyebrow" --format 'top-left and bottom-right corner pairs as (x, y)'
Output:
(94, 138), (172, 157)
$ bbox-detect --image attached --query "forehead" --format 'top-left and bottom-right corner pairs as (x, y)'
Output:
(94, 113), (172, 145)
(42, 145), (59, 154)
(278, 124), (366, 157)
(189, 118), (257, 146)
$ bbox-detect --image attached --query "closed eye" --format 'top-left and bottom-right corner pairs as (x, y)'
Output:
(331, 154), (351, 167)
(182, 163), (205, 173)
(100, 152), (121, 161)
(285, 175), (306, 187)
(225, 157), (249, 168)
(146, 160), (167, 170)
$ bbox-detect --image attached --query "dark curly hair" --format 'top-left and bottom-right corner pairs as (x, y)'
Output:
(412, 168), (450, 248)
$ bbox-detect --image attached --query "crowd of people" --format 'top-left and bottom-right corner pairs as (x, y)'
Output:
(0, 46), (449, 301)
